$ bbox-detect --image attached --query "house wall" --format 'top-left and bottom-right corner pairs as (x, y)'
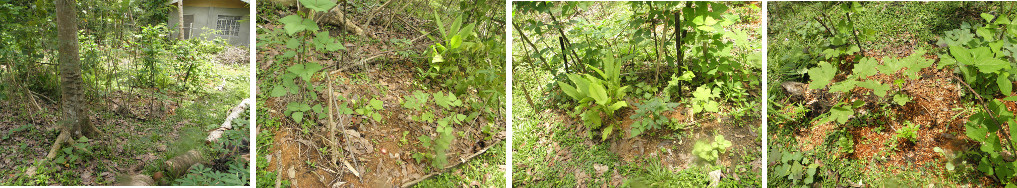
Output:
(168, 4), (250, 47)
(180, 0), (247, 9)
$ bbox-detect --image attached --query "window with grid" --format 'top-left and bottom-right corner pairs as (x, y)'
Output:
(216, 15), (241, 36)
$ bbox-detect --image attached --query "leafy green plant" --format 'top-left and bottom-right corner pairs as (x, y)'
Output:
(691, 135), (732, 163)
(809, 49), (933, 126)
(283, 102), (311, 124)
(770, 148), (821, 186)
(837, 133), (854, 154)
(938, 13), (1017, 185)
(689, 85), (721, 114)
(421, 13), (477, 79)
(629, 97), (679, 138)
(557, 56), (630, 140)
(52, 136), (92, 167)
(895, 121), (919, 143)
(173, 161), (249, 186)
(354, 98), (383, 122)
(413, 123), (454, 169)
(892, 93), (912, 106)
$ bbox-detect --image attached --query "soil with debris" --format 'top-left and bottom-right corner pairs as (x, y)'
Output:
(778, 48), (1001, 186)
(518, 102), (761, 186)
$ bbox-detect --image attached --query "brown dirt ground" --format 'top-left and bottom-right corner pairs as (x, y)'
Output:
(524, 102), (761, 186)
(784, 48), (1005, 185)
(262, 62), (504, 187)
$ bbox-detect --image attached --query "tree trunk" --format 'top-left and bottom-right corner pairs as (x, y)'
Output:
(55, 0), (99, 140)
(178, 0), (184, 40)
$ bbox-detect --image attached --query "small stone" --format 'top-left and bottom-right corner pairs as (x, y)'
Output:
(708, 170), (722, 187)
(26, 166), (36, 176)
(593, 164), (609, 176)
(156, 145), (167, 152)
(288, 166), (296, 179)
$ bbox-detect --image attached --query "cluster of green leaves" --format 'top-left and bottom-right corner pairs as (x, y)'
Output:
(267, 0), (350, 125)
(52, 136), (92, 167)
(938, 13), (1017, 98)
(894, 121), (920, 143)
(691, 135), (732, 163)
(939, 12), (1017, 185)
(557, 56), (630, 140)
(402, 90), (480, 169)
(173, 161), (249, 186)
(836, 131), (854, 154)
(2, 124), (32, 141)
(413, 123), (454, 169)
(808, 49), (933, 126)
(817, 2), (873, 60)
(421, 13), (477, 79)
(689, 86), (721, 114)
(629, 97), (679, 138)
(770, 149), (822, 186)
(354, 98), (384, 122)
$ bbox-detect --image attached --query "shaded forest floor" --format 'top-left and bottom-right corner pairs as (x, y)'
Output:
(0, 57), (250, 185)
(256, 2), (506, 188)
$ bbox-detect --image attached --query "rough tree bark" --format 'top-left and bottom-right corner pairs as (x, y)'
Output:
(49, 0), (101, 160)
(178, 0), (184, 40)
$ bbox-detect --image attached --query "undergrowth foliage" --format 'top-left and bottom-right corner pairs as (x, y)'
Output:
(938, 12), (1017, 185)
(519, 1), (760, 141)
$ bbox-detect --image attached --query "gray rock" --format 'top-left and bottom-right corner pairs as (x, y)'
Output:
(708, 169), (722, 187)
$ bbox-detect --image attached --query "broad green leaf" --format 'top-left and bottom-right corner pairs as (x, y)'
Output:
(704, 101), (720, 112)
(287, 63), (323, 82)
(982, 13), (996, 24)
(279, 15), (318, 36)
(1000, 73), (1013, 96)
(369, 99), (383, 110)
(430, 46), (444, 63)
(970, 47), (1009, 73)
(857, 80), (889, 97)
(270, 86), (288, 97)
(853, 57), (879, 77)
(829, 79), (857, 93)
(608, 101), (627, 112)
(588, 81), (609, 105)
(299, 0), (337, 12)
(950, 46), (973, 64)
(601, 125), (613, 141)
(893, 94), (911, 106)
(966, 113), (989, 142)
(582, 110), (602, 129)
(808, 62), (836, 89)
(558, 81), (580, 100)
(292, 111), (304, 123)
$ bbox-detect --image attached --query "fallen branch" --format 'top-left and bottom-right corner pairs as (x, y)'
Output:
(399, 139), (503, 188)
(165, 149), (206, 177)
(269, 0), (373, 37)
(206, 98), (254, 143)
(115, 174), (155, 186)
